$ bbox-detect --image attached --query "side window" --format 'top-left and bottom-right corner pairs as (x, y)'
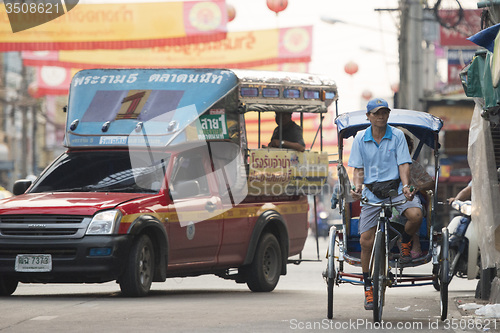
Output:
(171, 154), (210, 196)
(208, 141), (248, 204)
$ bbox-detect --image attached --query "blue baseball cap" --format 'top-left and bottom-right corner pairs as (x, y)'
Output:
(366, 98), (391, 114)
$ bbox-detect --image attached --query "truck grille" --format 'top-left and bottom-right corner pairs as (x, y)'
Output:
(0, 215), (91, 238)
(0, 247), (77, 259)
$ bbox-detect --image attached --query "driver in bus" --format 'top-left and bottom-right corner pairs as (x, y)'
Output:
(349, 98), (424, 311)
(266, 112), (305, 152)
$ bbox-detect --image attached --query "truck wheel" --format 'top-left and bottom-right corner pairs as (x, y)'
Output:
(119, 234), (155, 297)
(246, 233), (282, 292)
(0, 277), (18, 296)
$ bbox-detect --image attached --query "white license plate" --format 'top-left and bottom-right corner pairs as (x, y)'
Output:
(15, 254), (52, 272)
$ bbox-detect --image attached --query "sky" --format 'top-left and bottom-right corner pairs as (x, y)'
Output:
(82, 0), (481, 113)
(227, 0), (401, 113)
(225, 0), (482, 113)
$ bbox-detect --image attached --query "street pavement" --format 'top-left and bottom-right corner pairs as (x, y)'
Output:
(0, 234), (496, 332)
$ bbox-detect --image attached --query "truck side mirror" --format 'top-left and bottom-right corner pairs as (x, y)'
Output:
(172, 180), (200, 199)
(13, 180), (32, 195)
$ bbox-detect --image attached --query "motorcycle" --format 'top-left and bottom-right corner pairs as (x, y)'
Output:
(311, 211), (332, 238)
(447, 200), (480, 282)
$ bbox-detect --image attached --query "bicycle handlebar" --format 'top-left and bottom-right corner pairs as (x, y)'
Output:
(360, 197), (408, 207)
(351, 184), (414, 208)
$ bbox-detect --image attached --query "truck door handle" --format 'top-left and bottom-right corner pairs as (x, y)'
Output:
(205, 201), (216, 212)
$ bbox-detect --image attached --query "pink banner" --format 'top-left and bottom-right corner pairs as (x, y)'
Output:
(31, 66), (72, 98)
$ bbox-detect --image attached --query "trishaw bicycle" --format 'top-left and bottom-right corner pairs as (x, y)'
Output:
(359, 191), (410, 322)
(325, 109), (450, 322)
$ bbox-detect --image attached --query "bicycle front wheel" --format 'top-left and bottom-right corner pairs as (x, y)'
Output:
(372, 230), (386, 323)
(326, 227), (337, 319)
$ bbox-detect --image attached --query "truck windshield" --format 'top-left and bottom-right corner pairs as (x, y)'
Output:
(30, 151), (170, 194)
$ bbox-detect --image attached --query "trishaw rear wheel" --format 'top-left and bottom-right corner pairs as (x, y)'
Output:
(372, 231), (385, 323)
(448, 247), (458, 284)
(440, 228), (450, 321)
(432, 263), (440, 291)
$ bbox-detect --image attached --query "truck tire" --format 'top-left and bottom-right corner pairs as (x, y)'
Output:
(245, 233), (282, 292)
(119, 234), (155, 297)
(0, 277), (18, 296)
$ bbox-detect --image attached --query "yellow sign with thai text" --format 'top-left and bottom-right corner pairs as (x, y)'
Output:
(22, 26), (312, 68)
(0, 1), (227, 50)
(247, 149), (329, 196)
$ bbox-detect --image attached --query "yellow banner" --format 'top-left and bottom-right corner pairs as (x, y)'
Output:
(0, 1), (227, 50)
(247, 149), (329, 196)
(22, 26), (312, 68)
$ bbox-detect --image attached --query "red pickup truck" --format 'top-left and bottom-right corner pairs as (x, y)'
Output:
(0, 69), (336, 296)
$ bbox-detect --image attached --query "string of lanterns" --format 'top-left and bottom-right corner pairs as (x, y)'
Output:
(344, 61), (358, 76)
(227, 1), (289, 23)
(266, 0), (288, 15)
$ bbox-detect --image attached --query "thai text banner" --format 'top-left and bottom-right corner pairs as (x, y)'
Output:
(0, 1), (227, 50)
(65, 68), (238, 148)
(30, 63), (310, 97)
(22, 26), (312, 68)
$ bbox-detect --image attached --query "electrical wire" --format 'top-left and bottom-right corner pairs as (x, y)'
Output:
(432, 0), (464, 29)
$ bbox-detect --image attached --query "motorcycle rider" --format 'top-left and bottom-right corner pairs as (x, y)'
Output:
(447, 182), (471, 204)
(447, 182), (472, 244)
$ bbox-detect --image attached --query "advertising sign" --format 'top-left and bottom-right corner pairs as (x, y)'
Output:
(447, 48), (476, 84)
(0, 1), (227, 50)
(247, 149), (329, 196)
(65, 68), (238, 148)
(22, 26), (312, 68)
(439, 9), (482, 46)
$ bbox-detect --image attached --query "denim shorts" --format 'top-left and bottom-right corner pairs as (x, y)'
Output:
(358, 193), (422, 235)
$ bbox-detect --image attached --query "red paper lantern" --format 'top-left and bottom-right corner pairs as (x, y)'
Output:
(27, 82), (39, 98)
(227, 4), (236, 22)
(361, 90), (373, 100)
(267, 0), (288, 15)
(344, 61), (358, 76)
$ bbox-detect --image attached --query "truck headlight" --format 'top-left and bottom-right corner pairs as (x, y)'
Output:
(86, 210), (122, 235)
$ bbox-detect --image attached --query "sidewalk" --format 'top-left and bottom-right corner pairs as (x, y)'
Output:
(454, 296), (500, 331)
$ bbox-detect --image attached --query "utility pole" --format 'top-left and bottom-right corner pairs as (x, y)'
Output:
(399, 0), (424, 111)
(20, 64), (28, 178)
